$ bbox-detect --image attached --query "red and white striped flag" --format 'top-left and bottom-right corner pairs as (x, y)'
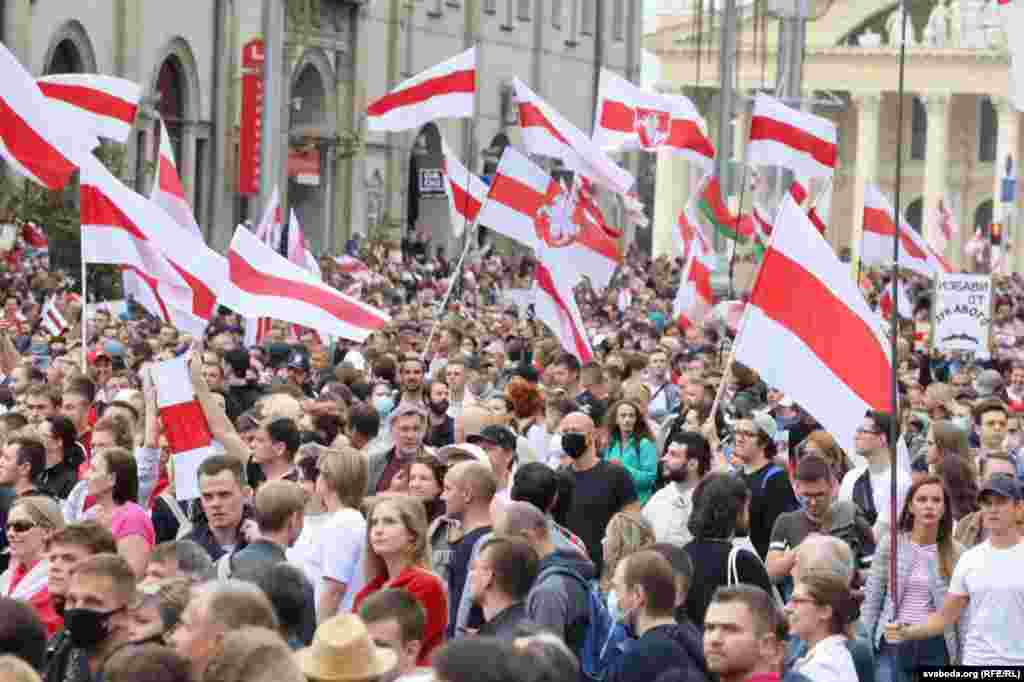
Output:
(152, 119), (201, 237)
(621, 191), (647, 230)
(593, 69), (714, 168)
(879, 280), (914, 320)
(748, 94), (838, 179)
(367, 48), (475, 132)
(37, 73), (141, 144)
(40, 296), (68, 337)
(673, 203), (716, 327)
(790, 179), (828, 235)
(675, 201), (713, 263)
(255, 187), (284, 252)
(533, 244), (593, 363)
(21, 222), (48, 250)
(734, 191), (892, 455)
(286, 210), (308, 268)
(0, 42), (88, 190)
(477, 147), (621, 289)
(222, 227), (390, 342)
(152, 357), (217, 501)
(929, 197), (959, 252)
(862, 183), (951, 277)
(574, 177), (621, 239)
(513, 78), (635, 195)
(334, 255), (373, 282)
(441, 138), (487, 237)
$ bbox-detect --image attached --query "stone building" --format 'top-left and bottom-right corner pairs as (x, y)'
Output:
(646, 0), (1020, 272)
(2, 0), (642, 254)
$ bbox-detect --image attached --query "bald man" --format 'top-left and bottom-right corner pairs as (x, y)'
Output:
(557, 412), (639, 573)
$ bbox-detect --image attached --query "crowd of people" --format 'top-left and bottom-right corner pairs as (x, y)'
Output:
(0, 234), (1021, 682)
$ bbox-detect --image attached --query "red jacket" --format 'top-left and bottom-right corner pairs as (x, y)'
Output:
(354, 566), (448, 664)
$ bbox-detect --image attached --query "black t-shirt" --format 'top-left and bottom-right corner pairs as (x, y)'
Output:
(446, 525), (491, 637)
(562, 461), (638, 573)
(740, 462), (799, 559)
(683, 539), (774, 627)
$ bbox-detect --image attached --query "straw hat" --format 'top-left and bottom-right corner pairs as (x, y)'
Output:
(295, 614), (397, 681)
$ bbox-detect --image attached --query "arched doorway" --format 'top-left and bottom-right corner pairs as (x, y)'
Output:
(905, 197), (923, 233)
(289, 62), (329, 255)
(405, 123), (445, 259)
(155, 56), (186, 169)
(975, 199), (994, 235)
(45, 40), (84, 75)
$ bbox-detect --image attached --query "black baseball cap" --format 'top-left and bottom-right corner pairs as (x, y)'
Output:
(467, 425), (517, 451)
(979, 474), (1022, 503)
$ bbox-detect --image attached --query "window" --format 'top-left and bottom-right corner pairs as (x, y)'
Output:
(518, 0), (530, 21)
(581, 0), (595, 35)
(552, 0), (562, 28)
(483, 0), (496, 13)
(979, 96), (997, 163)
(429, 0), (442, 17)
(503, 0), (515, 28)
(910, 96), (927, 161)
(612, 0), (624, 40)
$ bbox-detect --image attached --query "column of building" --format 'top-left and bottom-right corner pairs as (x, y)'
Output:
(850, 92), (882, 274)
(651, 150), (691, 259)
(921, 92), (951, 256)
(991, 96), (1021, 272)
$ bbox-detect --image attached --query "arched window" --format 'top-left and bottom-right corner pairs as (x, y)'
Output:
(905, 197), (923, 233)
(156, 57), (185, 166)
(518, 0), (531, 21)
(978, 96), (997, 163)
(581, 0), (595, 35)
(613, 0), (625, 40)
(552, 0), (562, 28)
(910, 97), (927, 161)
(975, 199), (993, 233)
(45, 40), (83, 75)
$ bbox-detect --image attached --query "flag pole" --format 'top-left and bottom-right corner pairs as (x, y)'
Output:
(888, 0), (910, 619)
(423, 221), (478, 361)
(728, 101), (753, 300)
(80, 257), (87, 368)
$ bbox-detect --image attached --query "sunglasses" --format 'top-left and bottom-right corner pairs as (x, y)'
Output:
(6, 520), (37, 534)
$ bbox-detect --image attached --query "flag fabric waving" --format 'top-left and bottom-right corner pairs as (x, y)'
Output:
(747, 94), (838, 179)
(513, 78), (635, 195)
(673, 200), (717, 328)
(152, 119), (202, 237)
(862, 183), (951, 277)
(367, 48), (475, 132)
(40, 296), (68, 337)
(21, 222), (48, 250)
(532, 244), (594, 363)
(255, 187), (284, 253)
(477, 147), (621, 289)
(334, 255), (373, 282)
(694, 174), (748, 243)
(930, 197), (959, 252)
(37, 73), (141, 144)
(592, 69), (714, 168)
(734, 192), (892, 455)
(286, 210), (308, 268)
(222, 227), (390, 342)
(0, 42), (89, 190)
(441, 138), (488, 238)
(790, 179), (828, 235)
(880, 280), (915, 320)
(152, 357), (218, 500)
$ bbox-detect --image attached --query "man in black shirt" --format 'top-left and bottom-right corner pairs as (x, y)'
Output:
(733, 414), (798, 559)
(558, 412), (639, 573)
(441, 461), (496, 637)
(470, 536), (540, 640)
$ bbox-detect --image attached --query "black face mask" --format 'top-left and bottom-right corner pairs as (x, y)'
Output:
(64, 607), (121, 649)
(562, 432), (588, 459)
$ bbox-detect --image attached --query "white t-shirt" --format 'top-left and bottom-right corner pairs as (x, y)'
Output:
(793, 635), (858, 682)
(838, 464), (911, 529)
(305, 508), (367, 616)
(287, 512), (330, 592)
(949, 539), (1024, 665)
(642, 481), (695, 547)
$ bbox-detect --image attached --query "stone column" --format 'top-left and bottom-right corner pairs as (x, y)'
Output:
(922, 92), (951, 248)
(3, 0), (31, 70)
(115, 0), (142, 81)
(731, 102), (749, 214)
(850, 92), (882, 273)
(652, 150), (691, 259)
(990, 96), (1022, 272)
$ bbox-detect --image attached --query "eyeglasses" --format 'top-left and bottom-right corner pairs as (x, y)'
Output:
(6, 520), (37, 534)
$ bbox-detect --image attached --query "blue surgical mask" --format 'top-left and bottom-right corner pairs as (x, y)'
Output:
(373, 396), (395, 419)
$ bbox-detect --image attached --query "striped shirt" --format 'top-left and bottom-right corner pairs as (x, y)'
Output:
(897, 541), (938, 625)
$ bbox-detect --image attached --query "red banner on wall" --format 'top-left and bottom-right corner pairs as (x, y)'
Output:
(239, 38), (264, 196)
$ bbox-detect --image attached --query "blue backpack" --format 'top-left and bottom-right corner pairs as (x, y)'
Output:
(533, 565), (617, 682)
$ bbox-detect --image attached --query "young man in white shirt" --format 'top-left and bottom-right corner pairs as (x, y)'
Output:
(643, 431), (711, 547)
(886, 474), (1024, 665)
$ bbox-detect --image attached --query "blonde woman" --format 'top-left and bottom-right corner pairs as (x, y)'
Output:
(600, 511), (656, 594)
(1, 496), (64, 634)
(353, 495), (447, 664)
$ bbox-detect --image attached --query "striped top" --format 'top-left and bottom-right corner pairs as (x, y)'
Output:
(897, 541), (938, 625)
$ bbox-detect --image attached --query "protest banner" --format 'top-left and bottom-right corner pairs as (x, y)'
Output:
(932, 273), (993, 355)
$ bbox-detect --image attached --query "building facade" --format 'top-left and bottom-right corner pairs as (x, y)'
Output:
(646, 0), (1021, 274)
(2, 0), (642, 256)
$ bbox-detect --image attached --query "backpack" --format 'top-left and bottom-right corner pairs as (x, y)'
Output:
(532, 565), (616, 682)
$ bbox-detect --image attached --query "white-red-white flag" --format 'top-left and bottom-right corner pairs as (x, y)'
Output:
(734, 192), (892, 455)
(673, 204), (716, 328)
(593, 69), (714, 168)
(334, 255), (373, 282)
(40, 296), (68, 337)
(122, 266), (210, 337)
(21, 222), (48, 250)
(441, 138), (487, 238)
(152, 357), (218, 500)
(879, 280), (915, 320)
(222, 227), (390, 342)
(674, 201), (714, 264)
(37, 73), (141, 144)
(789, 179), (828, 235)
(929, 197), (959, 252)
(367, 48), (475, 132)
(477, 147), (621, 289)
(862, 183), (952, 277)
(286, 210), (307, 268)
(621, 192), (648, 229)
(748, 94), (838, 179)
(151, 119), (202, 237)
(255, 186), (284, 252)
(0, 42), (89, 190)
(532, 245), (593, 363)
(513, 78), (634, 195)
(79, 155), (224, 330)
